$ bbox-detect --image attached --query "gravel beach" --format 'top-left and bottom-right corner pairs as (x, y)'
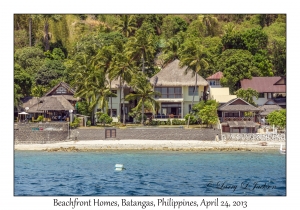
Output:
(14, 139), (285, 152)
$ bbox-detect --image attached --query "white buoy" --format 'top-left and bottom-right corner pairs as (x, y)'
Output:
(115, 164), (125, 171)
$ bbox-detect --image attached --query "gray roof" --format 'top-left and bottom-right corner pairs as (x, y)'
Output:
(259, 104), (282, 116)
(38, 96), (74, 111)
(218, 98), (259, 112)
(149, 59), (208, 87)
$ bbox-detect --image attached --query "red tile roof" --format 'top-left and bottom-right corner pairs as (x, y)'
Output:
(206, 71), (223, 80)
(240, 77), (286, 93)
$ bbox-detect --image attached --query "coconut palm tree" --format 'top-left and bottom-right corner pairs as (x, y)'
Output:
(114, 15), (137, 37)
(161, 34), (184, 66)
(32, 14), (62, 51)
(94, 45), (118, 117)
(109, 51), (136, 124)
(126, 22), (157, 74)
(125, 73), (161, 125)
(179, 37), (209, 108)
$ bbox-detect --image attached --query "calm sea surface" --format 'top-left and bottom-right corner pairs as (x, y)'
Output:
(14, 150), (286, 196)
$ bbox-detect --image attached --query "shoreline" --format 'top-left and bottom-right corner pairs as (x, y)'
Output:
(14, 140), (285, 152)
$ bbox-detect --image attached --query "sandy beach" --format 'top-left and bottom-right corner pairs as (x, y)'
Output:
(14, 139), (285, 152)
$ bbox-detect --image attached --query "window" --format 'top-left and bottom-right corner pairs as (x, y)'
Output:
(56, 86), (67, 94)
(109, 109), (117, 117)
(155, 87), (182, 98)
(188, 86), (198, 96)
(215, 80), (220, 86)
(258, 93), (265, 98)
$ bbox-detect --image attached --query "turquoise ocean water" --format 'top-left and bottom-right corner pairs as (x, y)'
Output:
(14, 150), (286, 196)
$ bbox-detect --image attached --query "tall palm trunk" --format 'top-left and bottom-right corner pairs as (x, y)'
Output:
(122, 83), (126, 124)
(110, 81), (112, 117)
(44, 21), (50, 51)
(119, 77), (122, 123)
(141, 99), (144, 125)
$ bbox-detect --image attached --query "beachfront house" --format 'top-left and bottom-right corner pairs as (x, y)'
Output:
(206, 71), (237, 105)
(218, 98), (260, 133)
(240, 77), (286, 108)
(149, 59), (209, 119)
(20, 82), (79, 122)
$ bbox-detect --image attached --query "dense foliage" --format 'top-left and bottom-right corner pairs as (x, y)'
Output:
(267, 109), (286, 129)
(14, 14), (286, 111)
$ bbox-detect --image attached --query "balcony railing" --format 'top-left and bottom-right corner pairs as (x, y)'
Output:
(220, 117), (254, 122)
(155, 94), (183, 99)
(154, 114), (182, 119)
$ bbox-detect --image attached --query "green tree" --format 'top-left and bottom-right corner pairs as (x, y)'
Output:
(197, 15), (220, 37)
(199, 104), (219, 128)
(125, 73), (160, 125)
(161, 34), (184, 65)
(217, 49), (260, 93)
(267, 109), (286, 129)
(126, 22), (157, 76)
(110, 52), (136, 124)
(35, 59), (66, 86)
(179, 37), (209, 107)
(14, 46), (45, 75)
(161, 15), (188, 39)
(14, 66), (33, 97)
(114, 15), (137, 37)
(32, 14), (62, 51)
(234, 88), (259, 106)
(14, 84), (23, 112)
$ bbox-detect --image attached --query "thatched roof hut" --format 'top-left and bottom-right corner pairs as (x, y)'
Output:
(38, 95), (74, 111)
(149, 59), (208, 87)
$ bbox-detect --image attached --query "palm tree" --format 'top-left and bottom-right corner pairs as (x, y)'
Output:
(109, 52), (136, 124)
(126, 22), (156, 74)
(72, 53), (114, 125)
(179, 37), (209, 108)
(32, 14), (62, 51)
(125, 73), (160, 125)
(114, 15), (137, 37)
(161, 34), (184, 66)
(198, 14), (219, 37)
(94, 45), (117, 117)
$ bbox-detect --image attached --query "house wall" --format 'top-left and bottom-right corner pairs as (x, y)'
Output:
(183, 86), (204, 102)
(208, 87), (237, 103)
(255, 93), (268, 106)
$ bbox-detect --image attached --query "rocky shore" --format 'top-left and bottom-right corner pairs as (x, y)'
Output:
(14, 139), (285, 152)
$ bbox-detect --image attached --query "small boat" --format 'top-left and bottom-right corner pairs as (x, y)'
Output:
(279, 144), (286, 154)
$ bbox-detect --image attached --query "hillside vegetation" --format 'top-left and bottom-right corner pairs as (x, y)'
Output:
(14, 14), (286, 107)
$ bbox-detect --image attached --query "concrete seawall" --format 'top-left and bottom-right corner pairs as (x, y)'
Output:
(14, 127), (221, 144)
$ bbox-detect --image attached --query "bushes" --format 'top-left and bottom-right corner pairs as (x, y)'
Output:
(37, 115), (44, 122)
(97, 113), (113, 126)
(149, 119), (185, 125)
(70, 117), (80, 128)
(86, 120), (91, 127)
(172, 119), (186, 125)
(184, 113), (198, 124)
